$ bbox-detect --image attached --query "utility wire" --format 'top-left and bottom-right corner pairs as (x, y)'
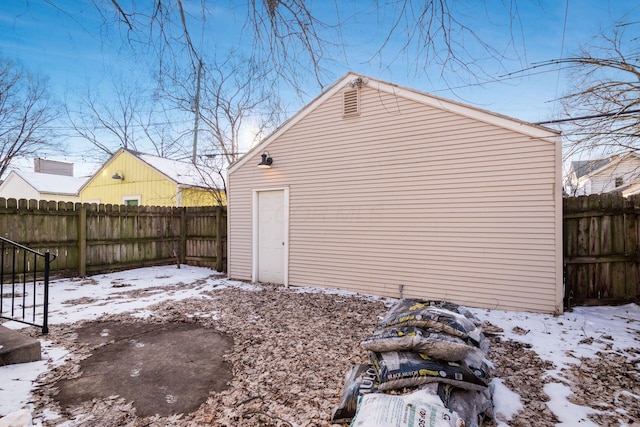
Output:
(536, 108), (640, 125)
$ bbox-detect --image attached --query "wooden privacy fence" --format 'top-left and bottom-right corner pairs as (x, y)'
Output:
(564, 193), (640, 306)
(3, 195), (639, 305)
(0, 198), (226, 276)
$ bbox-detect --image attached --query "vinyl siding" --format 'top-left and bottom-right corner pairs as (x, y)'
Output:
(181, 188), (226, 207)
(227, 174), (253, 280)
(591, 157), (640, 193)
(229, 78), (562, 313)
(0, 175), (42, 201)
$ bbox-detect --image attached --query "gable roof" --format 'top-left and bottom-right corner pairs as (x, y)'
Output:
(133, 151), (223, 188)
(8, 170), (88, 195)
(588, 151), (640, 176)
(572, 151), (640, 180)
(621, 179), (640, 197)
(81, 148), (224, 192)
(571, 159), (612, 179)
(229, 71), (561, 173)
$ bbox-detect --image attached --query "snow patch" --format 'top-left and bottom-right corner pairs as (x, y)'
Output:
(544, 382), (601, 426)
(490, 378), (523, 422)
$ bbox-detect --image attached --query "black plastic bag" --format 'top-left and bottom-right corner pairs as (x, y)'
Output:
(331, 364), (378, 424)
(371, 351), (489, 392)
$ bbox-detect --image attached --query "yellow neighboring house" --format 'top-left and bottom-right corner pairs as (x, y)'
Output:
(80, 148), (225, 206)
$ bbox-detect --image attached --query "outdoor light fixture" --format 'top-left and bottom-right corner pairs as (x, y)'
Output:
(257, 151), (273, 169)
(112, 172), (125, 180)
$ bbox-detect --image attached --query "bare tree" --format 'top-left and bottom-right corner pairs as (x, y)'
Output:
(153, 55), (281, 206)
(65, 75), (189, 158)
(38, 0), (529, 186)
(89, 1), (525, 160)
(545, 22), (640, 159)
(197, 58), (283, 165)
(190, 154), (229, 207)
(100, 0), (525, 91)
(0, 58), (57, 180)
(98, 0), (338, 91)
(368, 0), (526, 85)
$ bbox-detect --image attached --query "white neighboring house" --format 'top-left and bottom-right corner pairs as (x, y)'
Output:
(0, 160), (89, 203)
(568, 151), (640, 196)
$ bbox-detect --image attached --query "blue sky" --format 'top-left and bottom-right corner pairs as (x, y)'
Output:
(1, 0), (639, 172)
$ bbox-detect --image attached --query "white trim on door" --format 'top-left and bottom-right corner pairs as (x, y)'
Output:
(252, 187), (289, 286)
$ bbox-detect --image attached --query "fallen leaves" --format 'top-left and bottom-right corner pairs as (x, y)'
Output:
(23, 283), (640, 426)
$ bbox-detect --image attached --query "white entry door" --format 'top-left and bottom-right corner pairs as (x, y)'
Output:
(256, 189), (287, 284)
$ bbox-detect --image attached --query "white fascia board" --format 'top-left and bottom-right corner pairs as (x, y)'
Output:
(369, 79), (560, 141)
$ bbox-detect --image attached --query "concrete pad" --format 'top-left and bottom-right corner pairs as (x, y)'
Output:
(0, 325), (41, 366)
(53, 322), (233, 418)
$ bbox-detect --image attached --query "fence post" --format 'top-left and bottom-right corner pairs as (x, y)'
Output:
(216, 206), (225, 273)
(78, 205), (87, 276)
(180, 208), (187, 265)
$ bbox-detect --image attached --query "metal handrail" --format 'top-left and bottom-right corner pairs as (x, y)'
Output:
(0, 237), (56, 334)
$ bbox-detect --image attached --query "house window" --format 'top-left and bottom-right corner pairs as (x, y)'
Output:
(343, 89), (360, 117)
(123, 195), (141, 206)
(615, 177), (623, 187)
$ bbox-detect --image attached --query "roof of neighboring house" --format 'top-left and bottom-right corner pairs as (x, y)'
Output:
(621, 179), (640, 197)
(133, 151), (216, 188)
(8, 170), (89, 195)
(571, 158), (612, 179)
(572, 151), (640, 180)
(229, 71), (561, 173)
(86, 148), (225, 190)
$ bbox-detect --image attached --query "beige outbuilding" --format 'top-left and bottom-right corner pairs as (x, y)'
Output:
(227, 72), (563, 313)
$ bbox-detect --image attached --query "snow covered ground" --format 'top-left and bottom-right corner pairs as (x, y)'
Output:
(468, 303), (640, 426)
(1, 265), (639, 426)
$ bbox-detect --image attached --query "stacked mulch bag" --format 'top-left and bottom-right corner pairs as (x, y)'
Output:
(331, 299), (494, 427)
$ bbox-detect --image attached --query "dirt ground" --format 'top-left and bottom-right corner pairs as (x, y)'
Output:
(22, 281), (640, 426)
(52, 321), (233, 418)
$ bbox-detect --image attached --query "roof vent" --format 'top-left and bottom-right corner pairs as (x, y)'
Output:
(343, 89), (360, 117)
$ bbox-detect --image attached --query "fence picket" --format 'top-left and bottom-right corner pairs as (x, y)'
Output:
(564, 193), (640, 305)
